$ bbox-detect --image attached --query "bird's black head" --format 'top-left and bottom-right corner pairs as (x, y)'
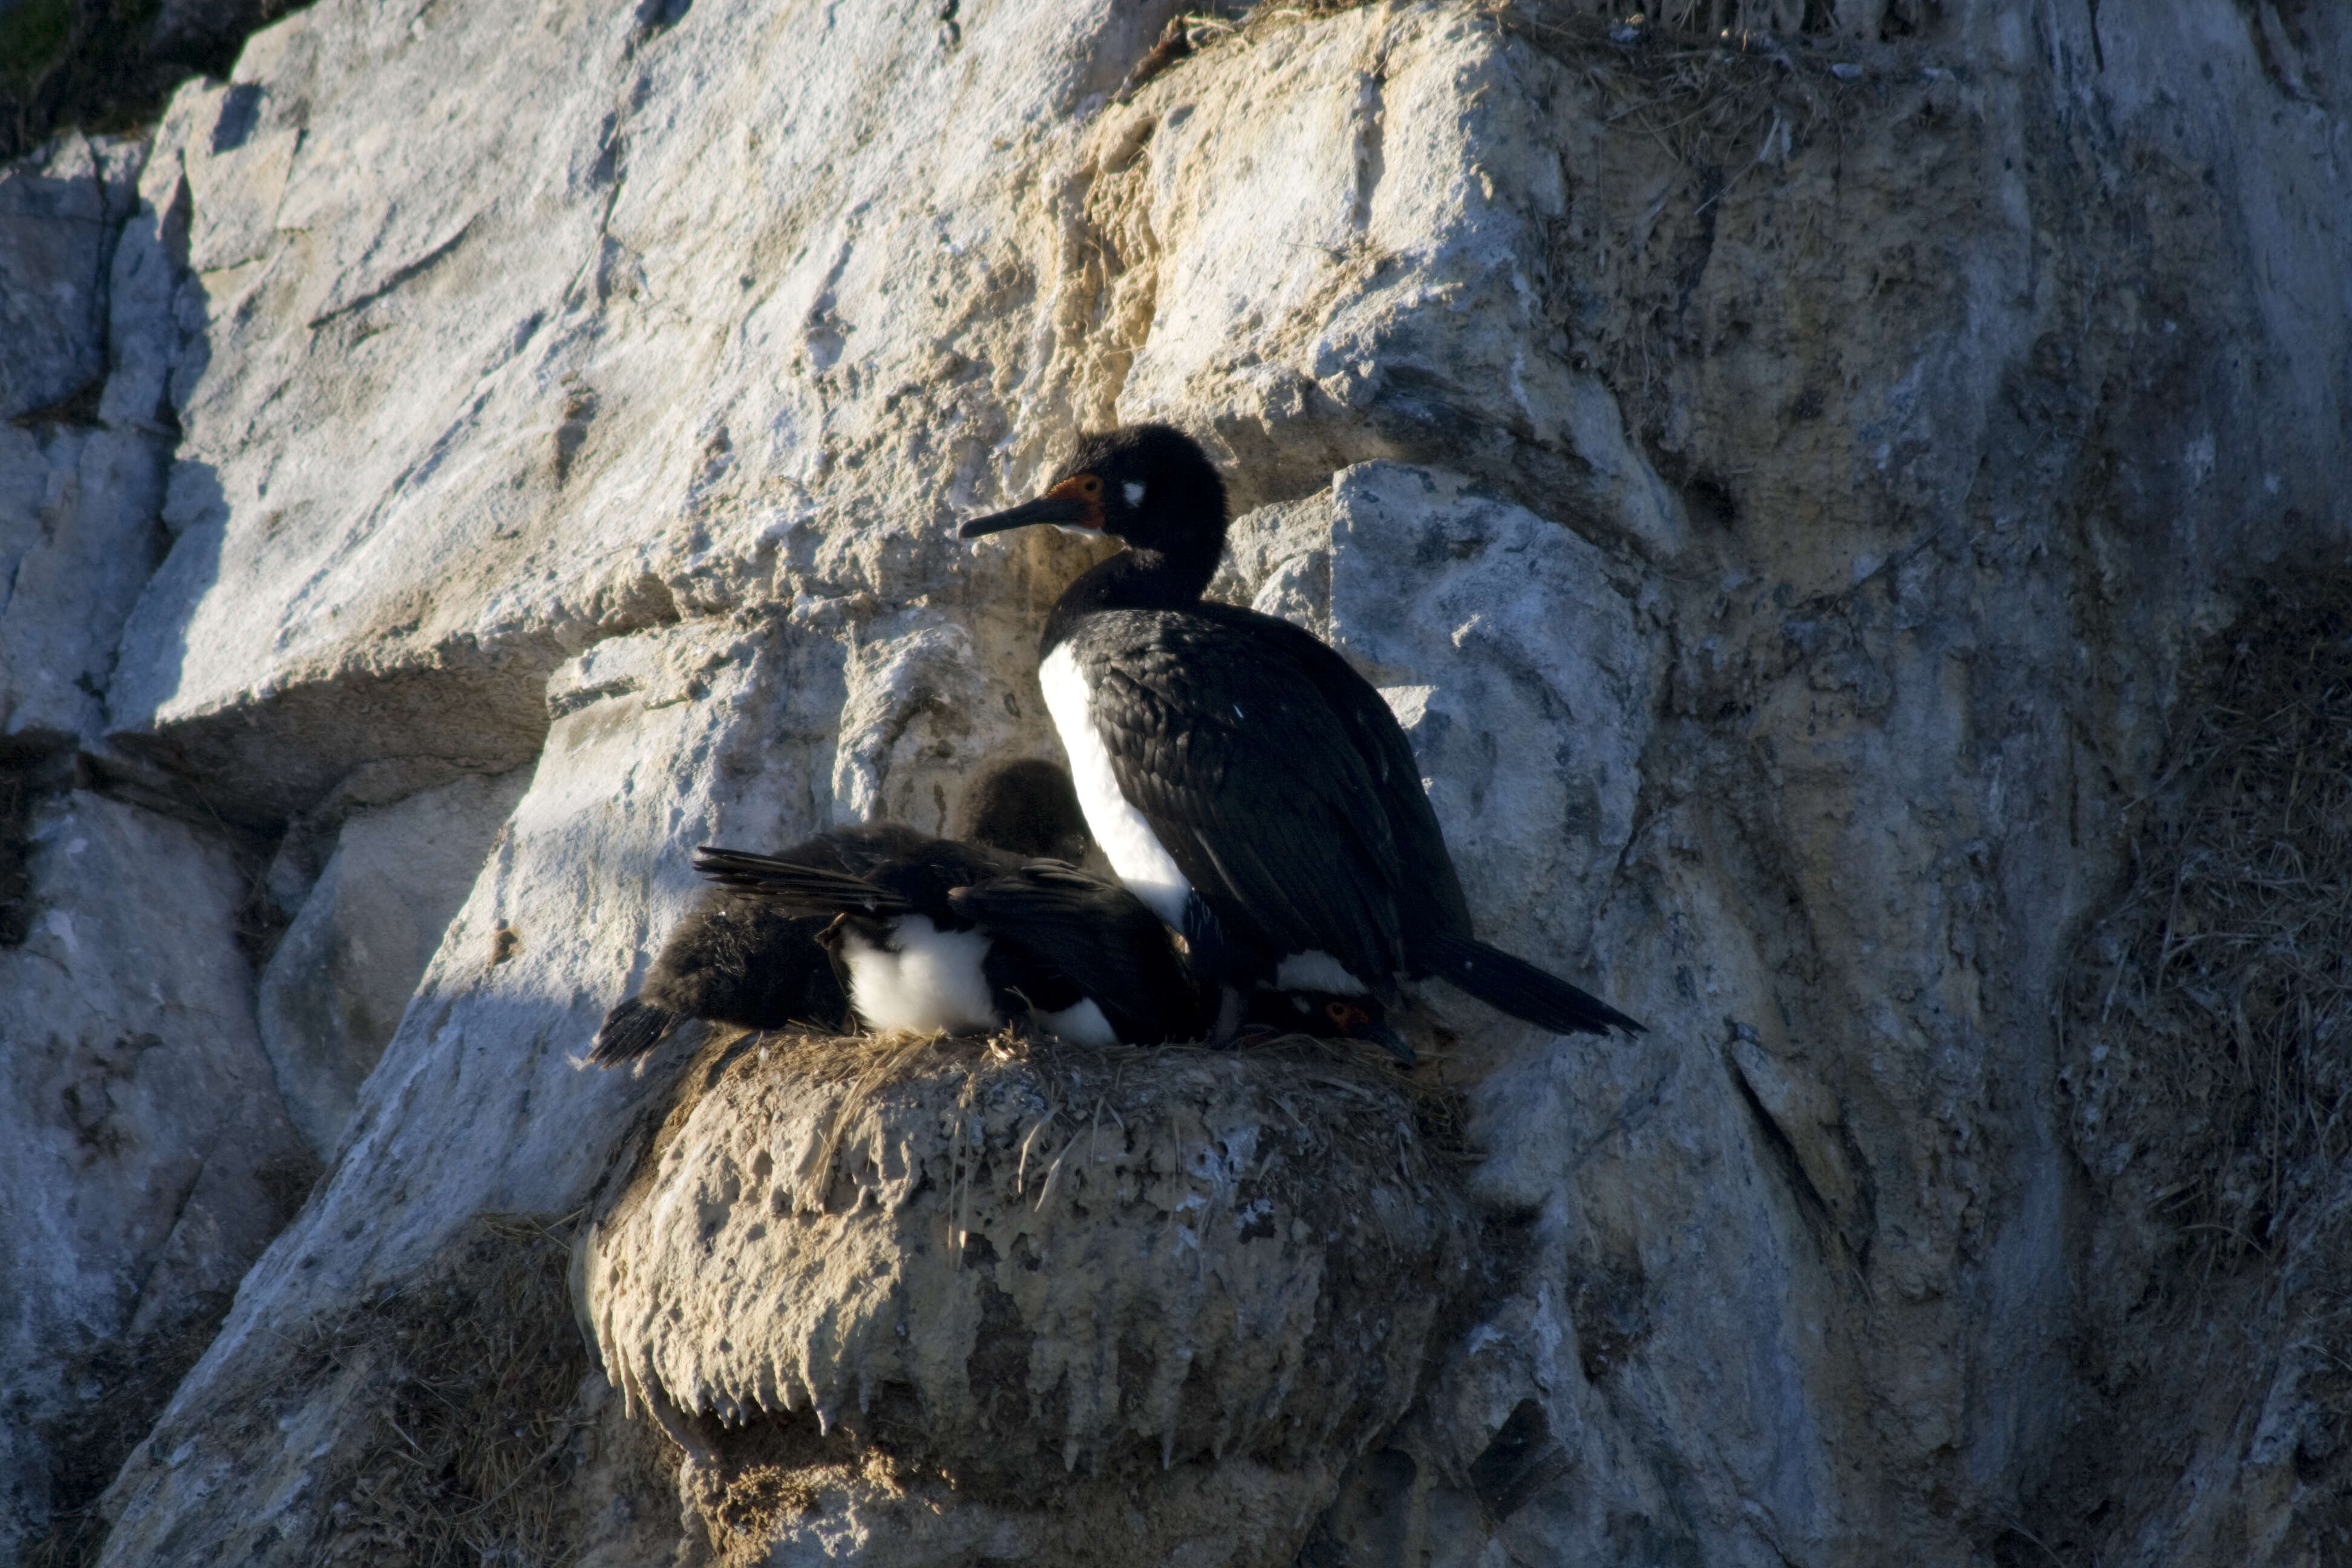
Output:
(959, 423), (1229, 561)
(962, 757), (1091, 861)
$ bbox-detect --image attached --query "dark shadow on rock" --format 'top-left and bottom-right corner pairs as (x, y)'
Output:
(633, 0), (691, 35)
(0, 733), (76, 945)
(1, 0), (319, 162)
(0, 154), (116, 419)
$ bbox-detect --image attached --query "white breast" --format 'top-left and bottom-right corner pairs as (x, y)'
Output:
(1273, 949), (1370, 996)
(1040, 642), (1194, 929)
(839, 918), (999, 1035)
(1035, 997), (1118, 1046)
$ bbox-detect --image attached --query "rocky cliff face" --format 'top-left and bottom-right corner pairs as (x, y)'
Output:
(2, 0), (2347, 1563)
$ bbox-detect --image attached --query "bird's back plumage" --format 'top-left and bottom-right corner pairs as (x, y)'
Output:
(1067, 601), (1469, 991)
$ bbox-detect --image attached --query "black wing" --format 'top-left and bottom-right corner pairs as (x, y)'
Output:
(693, 848), (910, 916)
(1206, 604), (1470, 942)
(948, 860), (1210, 1042)
(814, 821), (936, 876)
(590, 996), (679, 1064)
(1077, 606), (1466, 985)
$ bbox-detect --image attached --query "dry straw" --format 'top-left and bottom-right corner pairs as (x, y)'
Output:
(759, 1023), (1469, 1222)
(2067, 572), (2352, 1271)
(284, 1214), (596, 1567)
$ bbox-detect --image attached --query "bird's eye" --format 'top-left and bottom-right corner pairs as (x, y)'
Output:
(1325, 1001), (1353, 1024)
(1078, 475), (1102, 497)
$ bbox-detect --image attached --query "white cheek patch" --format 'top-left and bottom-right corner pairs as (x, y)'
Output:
(1273, 950), (1370, 996)
(840, 918), (999, 1035)
(1040, 644), (1193, 929)
(1122, 480), (1145, 507)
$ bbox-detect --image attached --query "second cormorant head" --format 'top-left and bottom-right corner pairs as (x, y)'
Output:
(1246, 988), (1416, 1064)
(960, 424), (1227, 562)
(961, 756), (1089, 863)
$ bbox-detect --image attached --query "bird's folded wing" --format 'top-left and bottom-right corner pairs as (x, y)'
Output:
(1086, 618), (1411, 981)
(690, 847), (909, 916)
(949, 861), (1201, 1022)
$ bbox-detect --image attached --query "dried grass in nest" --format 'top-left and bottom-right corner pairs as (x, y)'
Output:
(710, 1024), (1473, 1216)
(607, 1022), (1480, 1560)
(2290, 1194), (2352, 1552)
(2064, 571), (2352, 1273)
(290, 1212), (598, 1567)
(682, 1422), (931, 1567)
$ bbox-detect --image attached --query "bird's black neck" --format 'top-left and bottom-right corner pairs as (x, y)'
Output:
(1042, 541), (1220, 652)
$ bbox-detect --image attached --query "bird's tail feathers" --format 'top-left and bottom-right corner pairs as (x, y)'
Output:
(691, 847), (910, 916)
(589, 996), (678, 1065)
(1417, 932), (1645, 1037)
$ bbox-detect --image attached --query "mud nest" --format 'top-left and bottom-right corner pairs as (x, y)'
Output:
(583, 1026), (1477, 1568)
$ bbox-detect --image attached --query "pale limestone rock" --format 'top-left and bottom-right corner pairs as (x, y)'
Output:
(255, 766), (531, 1157)
(1094, 10), (1685, 556)
(0, 791), (308, 1564)
(828, 617), (1010, 833)
(0, 424), (168, 740)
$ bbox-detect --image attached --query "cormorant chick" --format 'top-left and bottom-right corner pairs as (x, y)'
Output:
(589, 759), (1088, 1065)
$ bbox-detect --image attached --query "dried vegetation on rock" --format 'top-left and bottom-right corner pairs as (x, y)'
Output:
(2050, 567), (2352, 1564)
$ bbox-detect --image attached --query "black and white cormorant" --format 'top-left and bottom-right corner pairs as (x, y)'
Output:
(959, 423), (1645, 1039)
(588, 759), (1091, 1064)
(690, 843), (1416, 1057)
(955, 866), (1416, 1060)
(689, 841), (1200, 1046)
